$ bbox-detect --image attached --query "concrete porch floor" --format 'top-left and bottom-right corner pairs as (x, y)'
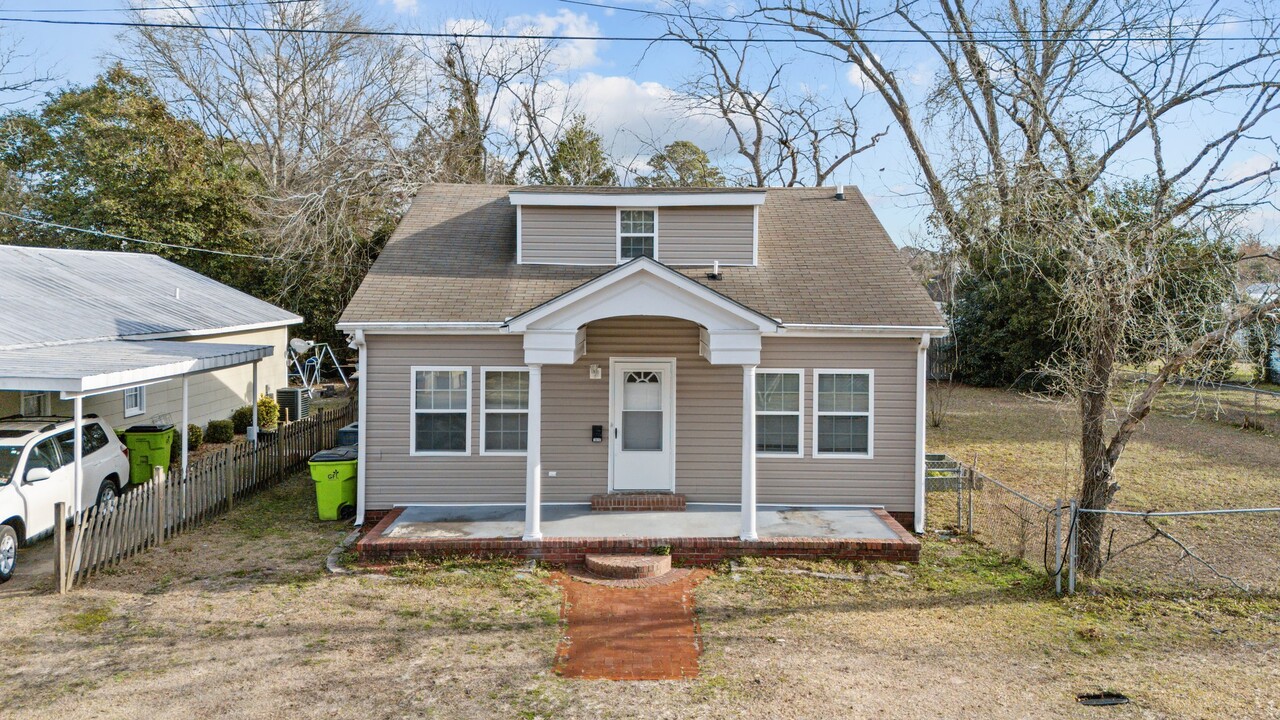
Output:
(357, 504), (921, 565)
(382, 504), (901, 541)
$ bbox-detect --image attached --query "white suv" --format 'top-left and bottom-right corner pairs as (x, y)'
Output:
(0, 416), (131, 582)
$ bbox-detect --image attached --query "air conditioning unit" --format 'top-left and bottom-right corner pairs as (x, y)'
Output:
(276, 387), (311, 423)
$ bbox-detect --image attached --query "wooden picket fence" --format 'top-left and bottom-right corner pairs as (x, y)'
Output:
(55, 400), (357, 592)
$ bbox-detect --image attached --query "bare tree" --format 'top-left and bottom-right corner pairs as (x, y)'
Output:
(120, 0), (426, 325)
(657, 0), (886, 186)
(763, 0), (1280, 574)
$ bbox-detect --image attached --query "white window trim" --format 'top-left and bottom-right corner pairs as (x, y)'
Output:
(754, 368), (804, 458)
(616, 207), (658, 263)
(812, 369), (874, 459)
(123, 386), (146, 418)
(480, 366), (530, 456)
(410, 366), (472, 456)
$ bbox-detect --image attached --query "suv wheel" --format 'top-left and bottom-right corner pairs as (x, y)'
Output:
(96, 481), (120, 513)
(0, 525), (16, 583)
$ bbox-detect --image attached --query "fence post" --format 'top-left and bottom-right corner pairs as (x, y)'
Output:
(54, 502), (67, 594)
(154, 466), (166, 544)
(223, 446), (234, 511)
(1067, 499), (1079, 594)
(1053, 498), (1063, 595)
(966, 467), (975, 534)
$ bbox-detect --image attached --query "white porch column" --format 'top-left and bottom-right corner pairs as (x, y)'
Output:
(741, 364), (758, 541)
(72, 397), (83, 514)
(523, 364), (543, 541)
(249, 360), (260, 445)
(914, 334), (931, 534)
(180, 375), (190, 481)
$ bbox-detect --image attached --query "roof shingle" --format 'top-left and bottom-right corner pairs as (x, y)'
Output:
(340, 184), (944, 328)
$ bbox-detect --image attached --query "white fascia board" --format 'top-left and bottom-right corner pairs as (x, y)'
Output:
(508, 192), (767, 208)
(335, 322), (506, 335)
(781, 323), (949, 338)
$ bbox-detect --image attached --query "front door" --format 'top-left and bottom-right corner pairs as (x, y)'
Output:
(610, 360), (675, 491)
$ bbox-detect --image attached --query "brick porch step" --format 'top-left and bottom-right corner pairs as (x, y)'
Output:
(590, 492), (687, 512)
(585, 554), (672, 580)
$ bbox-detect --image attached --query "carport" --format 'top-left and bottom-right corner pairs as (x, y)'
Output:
(0, 339), (274, 512)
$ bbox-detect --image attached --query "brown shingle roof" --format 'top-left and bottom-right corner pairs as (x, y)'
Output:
(340, 184), (944, 327)
(511, 185), (765, 195)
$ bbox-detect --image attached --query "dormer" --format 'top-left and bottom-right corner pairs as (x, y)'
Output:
(509, 186), (767, 267)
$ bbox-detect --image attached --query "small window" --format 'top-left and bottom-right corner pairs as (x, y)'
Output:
(412, 368), (470, 454)
(482, 369), (529, 454)
(814, 371), (873, 457)
(755, 371), (802, 456)
(123, 386), (145, 418)
(619, 209), (656, 260)
(19, 391), (48, 417)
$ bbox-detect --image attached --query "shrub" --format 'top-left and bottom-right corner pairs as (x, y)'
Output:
(186, 423), (204, 452)
(230, 395), (281, 433)
(205, 419), (234, 444)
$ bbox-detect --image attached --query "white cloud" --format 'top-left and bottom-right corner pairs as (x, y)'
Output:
(505, 9), (604, 70)
(381, 0), (419, 15)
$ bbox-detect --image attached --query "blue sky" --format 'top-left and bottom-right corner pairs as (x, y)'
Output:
(2, 0), (1277, 246)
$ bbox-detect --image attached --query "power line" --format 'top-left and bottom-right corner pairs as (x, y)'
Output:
(0, 13), (1275, 44)
(0, 209), (320, 265)
(6, 0), (316, 14)
(558, 0), (1280, 37)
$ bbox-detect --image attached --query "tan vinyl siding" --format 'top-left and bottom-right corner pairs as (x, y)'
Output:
(757, 336), (919, 512)
(364, 334), (527, 508)
(658, 206), (755, 266)
(362, 325), (920, 512)
(520, 206), (616, 264)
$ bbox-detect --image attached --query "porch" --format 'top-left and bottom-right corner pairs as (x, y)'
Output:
(356, 504), (921, 564)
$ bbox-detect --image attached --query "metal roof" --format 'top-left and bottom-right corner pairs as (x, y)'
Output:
(0, 339), (273, 395)
(0, 245), (302, 350)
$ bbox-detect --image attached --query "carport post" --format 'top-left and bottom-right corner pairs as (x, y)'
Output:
(181, 375), (189, 481)
(72, 397), (83, 515)
(250, 360), (260, 445)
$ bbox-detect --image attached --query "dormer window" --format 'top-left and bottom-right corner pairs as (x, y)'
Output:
(618, 209), (657, 261)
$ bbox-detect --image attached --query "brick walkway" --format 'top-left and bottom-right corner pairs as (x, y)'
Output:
(551, 569), (710, 681)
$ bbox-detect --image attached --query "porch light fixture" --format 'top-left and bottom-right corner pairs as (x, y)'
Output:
(589, 364), (602, 380)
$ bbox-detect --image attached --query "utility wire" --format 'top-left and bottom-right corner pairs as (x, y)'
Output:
(7, 0), (316, 14)
(558, 0), (1280, 37)
(0, 13), (1275, 43)
(0, 209), (329, 265)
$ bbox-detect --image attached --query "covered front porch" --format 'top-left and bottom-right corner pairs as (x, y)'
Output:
(356, 503), (921, 565)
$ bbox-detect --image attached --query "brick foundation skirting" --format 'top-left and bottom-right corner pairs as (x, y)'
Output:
(590, 493), (687, 512)
(887, 511), (915, 531)
(356, 508), (921, 566)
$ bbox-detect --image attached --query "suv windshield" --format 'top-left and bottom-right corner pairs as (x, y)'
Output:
(0, 446), (19, 486)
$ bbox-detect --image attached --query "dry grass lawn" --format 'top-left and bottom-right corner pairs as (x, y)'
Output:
(1, 387), (1277, 718)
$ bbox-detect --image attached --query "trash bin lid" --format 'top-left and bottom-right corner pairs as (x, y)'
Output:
(126, 423), (174, 433)
(310, 445), (358, 463)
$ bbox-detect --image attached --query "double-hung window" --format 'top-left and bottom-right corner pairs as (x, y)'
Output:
(618, 209), (656, 260)
(755, 370), (802, 456)
(482, 368), (530, 454)
(20, 391), (49, 417)
(813, 370), (873, 457)
(123, 386), (145, 418)
(412, 367), (470, 454)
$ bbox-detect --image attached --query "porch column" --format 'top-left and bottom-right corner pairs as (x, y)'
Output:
(523, 364), (543, 541)
(249, 360), (260, 445)
(181, 375), (190, 481)
(741, 364), (758, 541)
(72, 397), (83, 514)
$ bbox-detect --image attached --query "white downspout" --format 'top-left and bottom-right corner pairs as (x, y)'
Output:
(351, 330), (369, 526)
(914, 333), (931, 533)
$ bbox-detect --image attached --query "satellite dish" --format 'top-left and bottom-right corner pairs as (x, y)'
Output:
(290, 338), (316, 355)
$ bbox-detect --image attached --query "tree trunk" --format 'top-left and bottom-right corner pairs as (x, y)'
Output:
(1076, 311), (1121, 577)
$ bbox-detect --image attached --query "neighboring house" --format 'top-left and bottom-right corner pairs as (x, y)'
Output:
(0, 246), (302, 432)
(338, 184), (946, 538)
(1246, 283), (1280, 383)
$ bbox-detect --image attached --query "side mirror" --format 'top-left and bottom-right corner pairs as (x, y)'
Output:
(25, 467), (52, 483)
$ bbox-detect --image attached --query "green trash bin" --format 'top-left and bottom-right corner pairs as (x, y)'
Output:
(309, 446), (358, 520)
(123, 424), (175, 485)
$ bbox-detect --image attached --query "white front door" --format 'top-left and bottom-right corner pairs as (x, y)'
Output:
(610, 360), (675, 491)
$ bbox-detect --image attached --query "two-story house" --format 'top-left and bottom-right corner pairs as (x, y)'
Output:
(339, 184), (945, 559)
